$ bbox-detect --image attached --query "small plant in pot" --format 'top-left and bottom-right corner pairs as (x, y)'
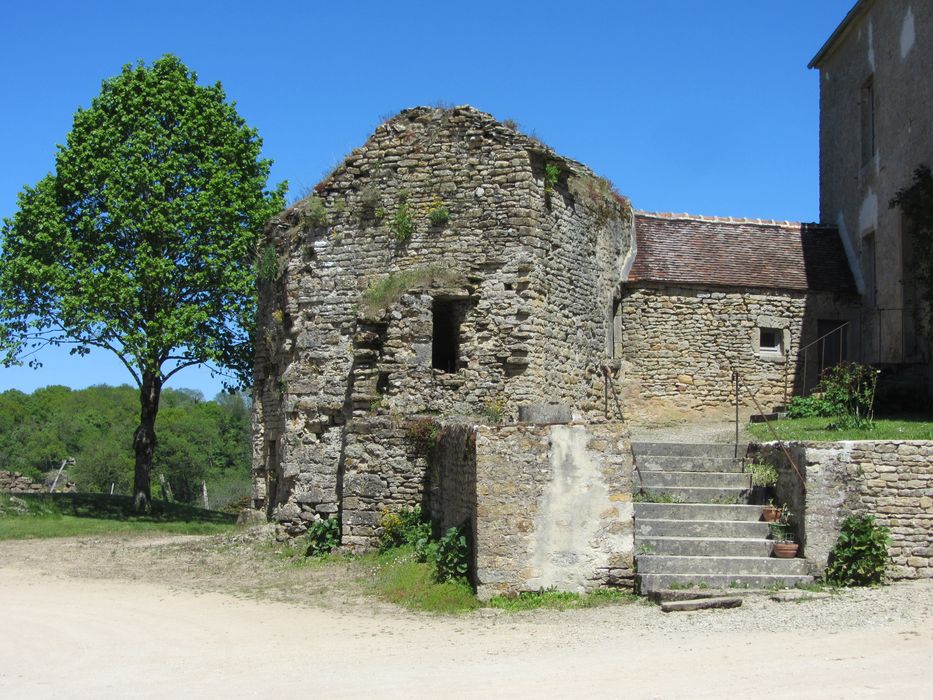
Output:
(769, 506), (799, 558)
(761, 499), (782, 522)
(746, 461), (778, 507)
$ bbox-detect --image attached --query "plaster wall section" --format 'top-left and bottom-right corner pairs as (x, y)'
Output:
(750, 440), (933, 579)
(251, 106), (633, 534)
(619, 284), (860, 410)
(473, 422), (634, 600)
(816, 0), (933, 363)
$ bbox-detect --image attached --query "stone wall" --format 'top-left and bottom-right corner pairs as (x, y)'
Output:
(0, 470), (76, 494)
(619, 284), (860, 410)
(430, 422), (477, 534)
(473, 422), (634, 599)
(253, 105), (634, 533)
(749, 441), (933, 579)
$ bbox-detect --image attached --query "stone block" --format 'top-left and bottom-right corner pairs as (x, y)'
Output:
(517, 404), (571, 424)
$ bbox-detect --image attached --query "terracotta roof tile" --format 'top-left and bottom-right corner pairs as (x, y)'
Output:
(628, 212), (857, 293)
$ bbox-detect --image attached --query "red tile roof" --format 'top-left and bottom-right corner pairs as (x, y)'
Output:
(628, 212), (857, 293)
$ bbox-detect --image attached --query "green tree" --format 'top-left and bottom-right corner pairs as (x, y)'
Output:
(0, 55), (285, 509)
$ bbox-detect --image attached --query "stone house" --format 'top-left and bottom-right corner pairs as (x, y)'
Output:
(618, 212), (860, 411)
(809, 0), (932, 368)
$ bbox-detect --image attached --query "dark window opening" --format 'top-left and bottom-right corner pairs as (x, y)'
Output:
(432, 299), (466, 373)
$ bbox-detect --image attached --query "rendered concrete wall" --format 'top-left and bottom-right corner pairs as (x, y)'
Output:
(473, 422), (634, 599)
(749, 440), (933, 579)
(815, 0), (933, 363)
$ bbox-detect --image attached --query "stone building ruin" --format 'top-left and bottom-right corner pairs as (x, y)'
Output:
(252, 102), (926, 596)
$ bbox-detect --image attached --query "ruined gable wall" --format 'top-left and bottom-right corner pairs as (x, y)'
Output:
(252, 106), (633, 536)
(619, 284), (861, 411)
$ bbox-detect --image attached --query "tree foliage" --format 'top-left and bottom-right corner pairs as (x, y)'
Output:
(0, 55), (285, 507)
(0, 385), (251, 507)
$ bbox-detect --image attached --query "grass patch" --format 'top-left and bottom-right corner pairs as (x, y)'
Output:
(367, 545), (479, 613)
(0, 492), (236, 540)
(632, 490), (685, 504)
(360, 265), (460, 318)
(747, 415), (933, 442)
(488, 588), (637, 612)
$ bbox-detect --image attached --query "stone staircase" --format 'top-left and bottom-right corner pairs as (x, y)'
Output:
(632, 442), (811, 594)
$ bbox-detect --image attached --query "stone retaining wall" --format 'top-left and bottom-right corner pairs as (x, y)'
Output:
(473, 422), (634, 599)
(749, 441), (933, 579)
(0, 470), (76, 494)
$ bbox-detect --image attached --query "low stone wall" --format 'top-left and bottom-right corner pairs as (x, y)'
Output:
(473, 422), (634, 599)
(749, 441), (933, 579)
(0, 470), (76, 494)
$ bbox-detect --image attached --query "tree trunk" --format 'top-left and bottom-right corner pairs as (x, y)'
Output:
(133, 371), (163, 511)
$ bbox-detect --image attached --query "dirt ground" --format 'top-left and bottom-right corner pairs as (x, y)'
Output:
(1, 531), (931, 699)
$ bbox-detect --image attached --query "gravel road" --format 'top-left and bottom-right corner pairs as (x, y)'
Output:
(1, 533), (930, 698)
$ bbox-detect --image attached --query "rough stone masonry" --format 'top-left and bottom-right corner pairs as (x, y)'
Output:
(252, 106), (634, 552)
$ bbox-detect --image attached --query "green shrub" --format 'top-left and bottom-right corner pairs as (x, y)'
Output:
(428, 204), (450, 226)
(256, 244), (279, 283)
(379, 505), (431, 552)
(391, 193), (414, 242)
(786, 395), (836, 418)
(746, 461), (778, 487)
(819, 362), (880, 422)
(544, 162), (559, 194)
(823, 515), (891, 586)
(305, 517), (340, 557)
(435, 525), (470, 582)
(482, 397), (507, 424)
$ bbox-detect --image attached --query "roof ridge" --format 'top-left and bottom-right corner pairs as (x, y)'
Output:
(634, 210), (802, 228)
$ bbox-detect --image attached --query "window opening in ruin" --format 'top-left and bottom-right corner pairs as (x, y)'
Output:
(264, 439), (278, 517)
(860, 75), (875, 167)
(432, 299), (466, 373)
(759, 328), (783, 356)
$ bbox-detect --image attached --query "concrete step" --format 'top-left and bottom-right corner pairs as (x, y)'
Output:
(638, 573), (813, 594)
(634, 503), (764, 522)
(637, 536), (773, 557)
(635, 518), (771, 539)
(635, 486), (747, 504)
(637, 471), (751, 489)
(635, 455), (747, 472)
(632, 442), (747, 459)
(636, 554), (808, 576)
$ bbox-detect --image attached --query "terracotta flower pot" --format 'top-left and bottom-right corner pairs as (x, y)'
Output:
(772, 542), (799, 558)
(762, 505), (781, 522)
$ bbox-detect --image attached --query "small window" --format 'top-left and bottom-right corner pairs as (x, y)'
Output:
(432, 299), (467, 373)
(759, 328), (783, 355)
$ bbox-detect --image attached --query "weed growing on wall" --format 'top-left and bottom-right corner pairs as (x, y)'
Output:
(391, 192), (414, 242)
(543, 162), (559, 195)
(304, 196), (329, 227)
(435, 525), (469, 583)
(256, 244), (279, 283)
(428, 201), (450, 227)
(482, 397), (507, 424)
(360, 265), (459, 317)
(823, 515), (891, 586)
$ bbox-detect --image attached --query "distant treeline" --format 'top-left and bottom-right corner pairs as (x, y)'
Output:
(0, 385), (252, 507)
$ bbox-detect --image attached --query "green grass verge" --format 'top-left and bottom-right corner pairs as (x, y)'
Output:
(488, 588), (638, 612)
(747, 415), (933, 442)
(366, 545), (480, 613)
(0, 492), (236, 540)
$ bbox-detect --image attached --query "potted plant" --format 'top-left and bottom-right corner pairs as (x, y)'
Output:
(746, 461), (778, 507)
(769, 506), (799, 558)
(761, 499), (781, 522)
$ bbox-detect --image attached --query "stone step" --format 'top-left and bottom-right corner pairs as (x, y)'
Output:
(637, 471), (751, 489)
(647, 587), (773, 603)
(635, 486), (747, 504)
(661, 597), (743, 613)
(637, 536), (773, 557)
(635, 518), (771, 539)
(634, 503), (764, 522)
(632, 442), (747, 459)
(636, 554), (808, 576)
(635, 455), (747, 472)
(638, 573), (813, 594)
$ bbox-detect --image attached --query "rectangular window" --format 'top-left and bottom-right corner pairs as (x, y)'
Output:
(432, 299), (467, 373)
(860, 76), (875, 167)
(759, 328), (783, 355)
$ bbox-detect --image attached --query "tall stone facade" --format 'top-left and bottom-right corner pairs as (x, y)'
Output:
(252, 106), (634, 539)
(810, 0), (933, 366)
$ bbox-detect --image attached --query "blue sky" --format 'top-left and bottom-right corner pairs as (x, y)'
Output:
(0, 0), (855, 398)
